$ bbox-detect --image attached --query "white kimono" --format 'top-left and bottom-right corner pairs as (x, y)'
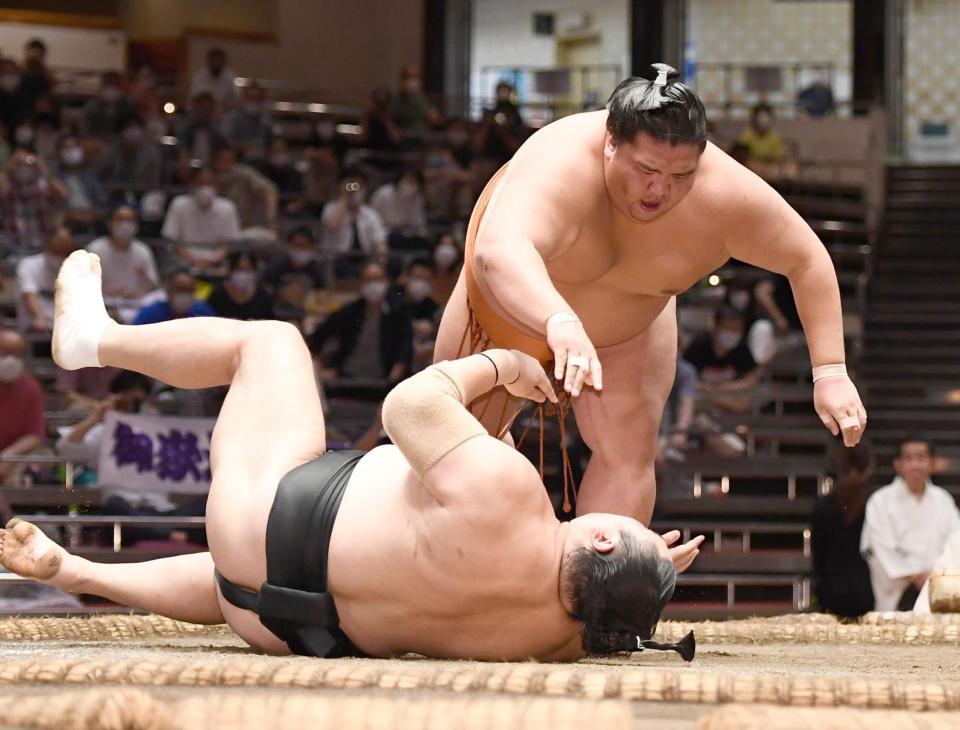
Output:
(860, 477), (960, 611)
(913, 530), (960, 613)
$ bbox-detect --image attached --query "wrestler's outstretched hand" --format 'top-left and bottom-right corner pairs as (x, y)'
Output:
(661, 530), (705, 575)
(505, 349), (558, 404)
(546, 315), (602, 397)
(814, 374), (867, 448)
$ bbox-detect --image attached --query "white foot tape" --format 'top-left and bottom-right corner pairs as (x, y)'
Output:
(52, 251), (113, 371)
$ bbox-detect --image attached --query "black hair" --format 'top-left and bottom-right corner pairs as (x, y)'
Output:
(285, 225), (315, 245)
(109, 370), (153, 395)
(564, 532), (676, 655)
(898, 434), (935, 458)
(341, 167), (366, 184)
(207, 47), (226, 59)
(26, 38), (46, 54)
(227, 250), (259, 271)
(751, 102), (774, 121)
(714, 304), (745, 326)
(405, 256), (435, 274)
(606, 63), (707, 150)
(834, 436), (874, 476)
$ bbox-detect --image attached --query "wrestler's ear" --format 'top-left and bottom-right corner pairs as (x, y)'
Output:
(591, 529), (617, 554)
(604, 133), (617, 161)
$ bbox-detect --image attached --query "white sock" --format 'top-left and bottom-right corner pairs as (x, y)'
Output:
(53, 252), (114, 371)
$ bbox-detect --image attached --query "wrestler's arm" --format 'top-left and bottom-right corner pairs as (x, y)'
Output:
(381, 351), (544, 505)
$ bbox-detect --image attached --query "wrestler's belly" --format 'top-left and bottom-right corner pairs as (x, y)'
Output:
(558, 286), (671, 348)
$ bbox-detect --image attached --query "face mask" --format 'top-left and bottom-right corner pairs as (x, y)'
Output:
(269, 153), (289, 167)
(121, 126), (144, 144)
(169, 293), (194, 315)
(111, 220), (138, 241)
(403, 79), (421, 94)
(714, 330), (742, 352)
(14, 165), (37, 184)
(316, 121), (335, 139)
(433, 243), (458, 269)
(14, 126), (33, 146)
(405, 277), (432, 302)
(398, 180), (418, 196)
(288, 249), (313, 266)
(101, 86), (122, 103)
(0, 74), (19, 93)
(229, 270), (257, 290)
(728, 291), (750, 312)
(243, 101), (262, 116)
(61, 147), (84, 167)
(193, 185), (216, 207)
(0, 355), (24, 382)
(362, 280), (388, 303)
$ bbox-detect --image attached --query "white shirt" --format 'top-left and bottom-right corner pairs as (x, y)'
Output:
(162, 194), (241, 260)
(321, 200), (387, 255)
(860, 477), (960, 610)
(369, 183), (428, 237)
(189, 66), (238, 108)
(914, 530), (960, 613)
(15, 253), (57, 330)
(86, 236), (161, 324)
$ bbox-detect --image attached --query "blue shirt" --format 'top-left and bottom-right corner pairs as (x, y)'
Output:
(133, 300), (216, 325)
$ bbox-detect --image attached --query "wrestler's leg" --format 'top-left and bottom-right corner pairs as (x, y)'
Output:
(571, 299), (677, 524)
(0, 519), (222, 624)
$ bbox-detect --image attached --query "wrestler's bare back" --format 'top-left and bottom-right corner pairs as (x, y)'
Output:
(473, 110), (771, 347)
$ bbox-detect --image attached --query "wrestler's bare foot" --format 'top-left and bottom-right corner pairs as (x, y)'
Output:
(0, 519), (80, 591)
(52, 250), (115, 371)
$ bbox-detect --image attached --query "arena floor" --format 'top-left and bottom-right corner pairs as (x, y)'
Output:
(1, 613), (959, 729)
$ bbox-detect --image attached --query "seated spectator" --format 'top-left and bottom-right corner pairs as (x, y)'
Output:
(370, 166), (428, 251)
(724, 278), (776, 365)
(360, 87), (403, 157)
(162, 167), (239, 272)
(0, 58), (28, 141)
(322, 169), (388, 279)
(81, 71), (135, 138)
(683, 305), (760, 412)
(133, 269), (216, 325)
(423, 119), (474, 219)
(812, 438), (875, 618)
(96, 114), (163, 203)
(737, 103), (785, 165)
(86, 206), (160, 323)
(176, 92), (229, 167)
(399, 256), (440, 321)
(861, 436), (960, 611)
(492, 81), (522, 127)
(475, 106), (523, 169)
(53, 134), (107, 232)
(308, 260), (412, 384)
(222, 82), (272, 161)
(390, 64), (441, 140)
(27, 93), (63, 164)
(56, 369), (206, 546)
(658, 354), (697, 462)
(431, 233), (463, 304)
(16, 226), (76, 333)
(297, 145), (340, 216)
(797, 69), (836, 118)
(212, 147), (278, 230)
(310, 115), (350, 166)
(754, 274), (806, 353)
(0, 148), (67, 253)
(18, 38), (54, 115)
(254, 137), (304, 195)
(208, 251), (274, 321)
(129, 65), (168, 142)
(0, 328), (45, 486)
(260, 226), (327, 316)
(189, 47), (238, 111)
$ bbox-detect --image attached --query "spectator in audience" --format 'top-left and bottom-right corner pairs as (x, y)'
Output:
(162, 167), (239, 272)
(86, 206), (160, 323)
(254, 137), (304, 195)
(309, 260), (412, 384)
(18, 38), (54, 114)
(15, 226), (76, 333)
(0, 329), (45, 486)
(208, 250), (274, 321)
(260, 226), (327, 316)
(422, 119), (474, 219)
(310, 115), (349, 166)
(96, 114), (163, 203)
(492, 81), (522, 126)
(657, 354), (698, 462)
(189, 47), (237, 110)
(475, 106), (523, 169)
(811, 438), (875, 618)
(683, 305), (760, 410)
(133, 269), (216, 325)
(390, 64), (441, 139)
(27, 93), (63, 163)
(431, 232), (463, 304)
(322, 169), (388, 278)
(129, 65), (167, 142)
(222, 82), (272, 161)
(212, 147), (278, 230)
(176, 92), (229, 166)
(370, 165), (428, 251)
(754, 274), (806, 353)
(737, 103), (785, 166)
(53, 134), (107, 232)
(361, 87), (403, 155)
(297, 145), (340, 216)
(0, 58), (28, 141)
(81, 71), (135, 138)
(0, 149), (66, 252)
(56, 369), (207, 546)
(399, 257), (440, 322)
(797, 68), (836, 118)
(724, 278), (777, 365)
(861, 436), (960, 611)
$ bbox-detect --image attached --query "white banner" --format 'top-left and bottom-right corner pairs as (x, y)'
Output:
(97, 412), (216, 495)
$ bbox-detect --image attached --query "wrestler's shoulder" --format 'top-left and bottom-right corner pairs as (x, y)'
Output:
(694, 143), (776, 207)
(516, 111), (605, 161)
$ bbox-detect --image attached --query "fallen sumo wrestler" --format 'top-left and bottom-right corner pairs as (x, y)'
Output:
(0, 250), (702, 662)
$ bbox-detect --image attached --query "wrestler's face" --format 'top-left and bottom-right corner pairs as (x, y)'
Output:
(603, 132), (701, 223)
